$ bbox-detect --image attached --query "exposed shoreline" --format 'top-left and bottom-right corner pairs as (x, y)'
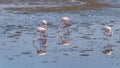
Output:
(0, 0), (118, 13)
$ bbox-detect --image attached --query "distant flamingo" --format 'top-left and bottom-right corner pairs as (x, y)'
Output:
(32, 20), (48, 56)
(32, 27), (47, 43)
(57, 17), (71, 46)
(103, 25), (113, 46)
(32, 20), (47, 43)
(103, 25), (113, 55)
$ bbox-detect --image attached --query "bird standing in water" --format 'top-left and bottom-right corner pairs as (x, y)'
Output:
(103, 25), (113, 55)
(58, 17), (71, 46)
(32, 20), (48, 56)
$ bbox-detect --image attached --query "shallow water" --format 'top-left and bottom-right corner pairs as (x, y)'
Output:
(0, 0), (120, 68)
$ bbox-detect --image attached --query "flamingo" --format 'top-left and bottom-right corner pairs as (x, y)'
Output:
(61, 17), (71, 28)
(103, 25), (113, 55)
(57, 17), (71, 46)
(32, 20), (48, 56)
(32, 19), (47, 42)
(103, 25), (113, 46)
(32, 27), (47, 56)
(36, 27), (47, 39)
(32, 27), (46, 43)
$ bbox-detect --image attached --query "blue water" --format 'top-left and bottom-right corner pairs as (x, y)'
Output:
(0, 0), (120, 68)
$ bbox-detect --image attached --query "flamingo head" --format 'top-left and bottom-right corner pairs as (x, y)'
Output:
(42, 20), (47, 25)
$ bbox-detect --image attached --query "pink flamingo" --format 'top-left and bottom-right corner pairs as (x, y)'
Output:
(57, 17), (71, 46)
(32, 20), (48, 56)
(32, 27), (46, 43)
(33, 20), (47, 42)
(103, 25), (113, 46)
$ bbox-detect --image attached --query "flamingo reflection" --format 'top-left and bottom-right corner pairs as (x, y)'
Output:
(57, 17), (71, 46)
(32, 20), (47, 56)
(62, 32), (71, 46)
(103, 45), (113, 55)
(33, 41), (47, 56)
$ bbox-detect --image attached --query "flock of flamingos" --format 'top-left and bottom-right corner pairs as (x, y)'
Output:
(32, 17), (113, 56)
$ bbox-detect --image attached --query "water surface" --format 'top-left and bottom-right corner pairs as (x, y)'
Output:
(0, 0), (120, 68)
